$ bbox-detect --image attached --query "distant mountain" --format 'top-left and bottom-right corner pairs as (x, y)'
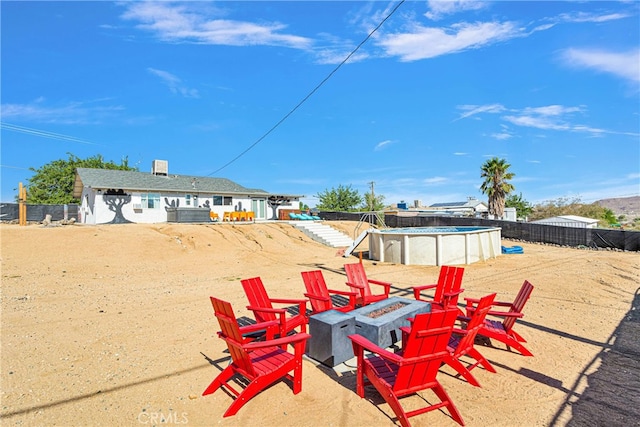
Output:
(595, 196), (640, 218)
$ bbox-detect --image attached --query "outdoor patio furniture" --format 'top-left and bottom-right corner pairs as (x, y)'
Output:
(203, 297), (310, 417)
(344, 262), (391, 306)
(443, 293), (497, 387)
(301, 270), (357, 314)
(241, 276), (308, 337)
(465, 280), (534, 356)
(413, 265), (465, 312)
(348, 307), (464, 427)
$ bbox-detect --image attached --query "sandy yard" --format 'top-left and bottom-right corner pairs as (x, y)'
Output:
(1, 221), (638, 427)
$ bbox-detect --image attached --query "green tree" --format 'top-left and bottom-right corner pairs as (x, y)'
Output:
(315, 184), (362, 212)
(480, 157), (515, 218)
(361, 191), (386, 211)
(26, 153), (137, 204)
(505, 192), (533, 219)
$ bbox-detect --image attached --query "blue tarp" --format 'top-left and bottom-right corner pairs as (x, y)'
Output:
(502, 245), (524, 254)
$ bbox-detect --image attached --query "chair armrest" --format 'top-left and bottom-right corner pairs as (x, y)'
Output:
(466, 297), (512, 308)
(269, 297), (308, 305)
(368, 279), (392, 288)
(304, 293), (331, 303)
(490, 301), (514, 308)
(443, 288), (464, 298)
(238, 320), (280, 336)
(348, 334), (402, 364)
(246, 305), (286, 315)
(329, 289), (357, 309)
(268, 298), (307, 317)
(346, 281), (366, 289)
(244, 332), (311, 350)
(487, 311), (524, 319)
(413, 283), (437, 291)
(367, 280), (391, 296)
(413, 283), (437, 300)
(327, 289), (358, 297)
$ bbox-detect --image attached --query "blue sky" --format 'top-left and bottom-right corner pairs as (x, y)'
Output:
(2, 1), (639, 208)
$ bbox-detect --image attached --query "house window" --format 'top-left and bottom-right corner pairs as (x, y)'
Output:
(141, 193), (160, 209)
(212, 195), (233, 206)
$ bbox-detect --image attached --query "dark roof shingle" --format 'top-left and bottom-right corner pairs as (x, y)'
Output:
(73, 168), (279, 198)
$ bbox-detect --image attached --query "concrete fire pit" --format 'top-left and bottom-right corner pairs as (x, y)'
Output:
(353, 297), (431, 349)
(306, 297), (431, 367)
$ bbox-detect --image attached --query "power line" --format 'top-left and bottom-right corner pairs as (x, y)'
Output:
(207, 0), (405, 177)
(0, 122), (102, 146)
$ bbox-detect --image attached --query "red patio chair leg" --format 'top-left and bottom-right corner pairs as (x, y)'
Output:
(467, 347), (497, 373)
(443, 355), (481, 387)
(202, 365), (235, 396)
(432, 382), (465, 426)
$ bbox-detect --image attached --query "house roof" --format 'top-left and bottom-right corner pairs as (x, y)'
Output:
(73, 168), (300, 199)
(429, 199), (487, 209)
(531, 215), (600, 225)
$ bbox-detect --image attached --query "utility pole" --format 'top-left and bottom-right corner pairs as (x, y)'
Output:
(368, 181), (375, 212)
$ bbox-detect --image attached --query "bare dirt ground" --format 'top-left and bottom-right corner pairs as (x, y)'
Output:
(1, 221), (639, 427)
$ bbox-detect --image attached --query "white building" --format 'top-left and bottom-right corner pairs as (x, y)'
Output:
(530, 215), (600, 228)
(425, 197), (489, 217)
(73, 161), (301, 225)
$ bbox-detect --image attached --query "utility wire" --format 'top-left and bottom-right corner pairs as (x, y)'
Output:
(0, 122), (102, 146)
(207, 0), (405, 176)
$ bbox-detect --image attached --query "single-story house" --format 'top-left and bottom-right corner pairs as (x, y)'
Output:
(530, 215), (600, 228)
(73, 160), (302, 224)
(425, 197), (489, 216)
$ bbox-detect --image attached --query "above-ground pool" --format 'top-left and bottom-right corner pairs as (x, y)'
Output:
(368, 226), (501, 266)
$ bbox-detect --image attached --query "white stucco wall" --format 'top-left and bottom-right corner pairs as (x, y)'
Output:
(79, 187), (297, 224)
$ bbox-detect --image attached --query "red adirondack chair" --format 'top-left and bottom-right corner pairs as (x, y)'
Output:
(465, 280), (534, 356)
(349, 308), (465, 427)
(413, 265), (465, 312)
(301, 270), (357, 314)
(344, 262), (391, 306)
(241, 277), (308, 337)
(203, 297), (310, 417)
(443, 293), (497, 387)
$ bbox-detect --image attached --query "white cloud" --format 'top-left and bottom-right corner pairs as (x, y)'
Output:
(557, 11), (632, 24)
(121, 2), (312, 49)
(490, 131), (513, 140)
(374, 139), (396, 151)
(378, 21), (523, 61)
(521, 105), (585, 116)
(561, 48), (640, 84)
(425, 0), (488, 21)
(423, 176), (448, 185)
(457, 103), (636, 137)
(147, 68), (199, 98)
(0, 99), (124, 124)
(455, 104), (506, 120)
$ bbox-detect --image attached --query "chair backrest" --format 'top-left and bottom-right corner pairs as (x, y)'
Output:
(395, 307), (458, 391)
(241, 277), (275, 323)
(452, 293), (496, 358)
(210, 297), (255, 376)
(503, 280), (534, 332)
(301, 270), (332, 313)
(344, 263), (372, 297)
(436, 266), (465, 307)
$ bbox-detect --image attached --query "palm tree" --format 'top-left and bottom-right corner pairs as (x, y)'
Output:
(480, 157), (515, 218)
